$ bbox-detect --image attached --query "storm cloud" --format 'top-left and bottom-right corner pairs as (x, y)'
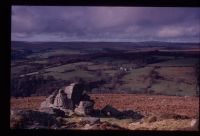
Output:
(11, 6), (200, 42)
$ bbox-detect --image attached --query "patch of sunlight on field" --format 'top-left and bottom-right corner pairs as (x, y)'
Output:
(87, 64), (113, 70)
(156, 67), (196, 84)
(103, 70), (118, 76)
(148, 58), (199, 67)
(45, 64), (75, 73)
(27, 49), (83, 58)
(121, 67), (154, 89)
(72, 61), (94, 66)
(45, 62), (94, 73)
(11, 65), (32, 74)
(150, 79), (197, 96)
(34, 60), (48, 64)
(43, 70), (95, 81)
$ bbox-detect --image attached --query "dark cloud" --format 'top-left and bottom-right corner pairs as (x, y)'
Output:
(11, 6), (200, 42)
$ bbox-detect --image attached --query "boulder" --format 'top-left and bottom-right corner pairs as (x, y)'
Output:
(40, 83), (86, 110)
(79, 117), (100, 125)
(10, 109), (59, 129)
(40, 101), (54, 109)
(74, 101), (94, 116)
(61, 109), (74, 116)
(101, 105), (123, 117)
(82, 122), (124, 130)
(64, 83), (85, 108)
(39, 82), (94, 117)
(53, 89), (69, 108)
(159, 113), (190, 120)
(91, 109), (102, 117)
(27, 123), (49, 129)
(190, 119), (198, 129)
(83, 124), (94, 130)
(40, 90), (58, 109)
(64, 83), (75, 99)
(146, 116), (157, 123)
(39, 107), (65, 117)
(122, 110), (144, 119)
(48, 90), (58, 104)
(80, 91), (91, 101)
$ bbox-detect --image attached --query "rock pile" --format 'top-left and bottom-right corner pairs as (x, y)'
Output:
(10, 82), (147, 129)
(40, 83), (94, 116)
(10, 109), (60, 129)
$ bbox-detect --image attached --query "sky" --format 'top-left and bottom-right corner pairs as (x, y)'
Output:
(11, 6), (200, 42)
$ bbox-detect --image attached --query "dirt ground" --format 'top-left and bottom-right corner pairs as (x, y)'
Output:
(11, 94), (199, 118)
(10, 94), (199, 130)
(90, 94), (199, 118)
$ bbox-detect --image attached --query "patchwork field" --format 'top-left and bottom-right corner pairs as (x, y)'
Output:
(11, 41), (200, 97)
(149, 58), (199, 67)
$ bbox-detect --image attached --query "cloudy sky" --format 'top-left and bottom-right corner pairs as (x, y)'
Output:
(12, 6), (200, 42)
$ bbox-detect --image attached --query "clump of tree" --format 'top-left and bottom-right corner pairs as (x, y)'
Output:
(11, 75), (68, 97)
(11, 49), (33, 60)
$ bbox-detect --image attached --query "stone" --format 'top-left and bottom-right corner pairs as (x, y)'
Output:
(40, 101), (54, 109)
(79, 117), (100, 125)
(10, 109), (59, 128)
(61, 109), (74, 116)
(39, 82), (94, 117)
(64, 83), (75, 99)
(91, 109), (101, 117)
(82, 124), (100, 130)
(82, 122), (126, 130)
(53, 89), (69, 108)
(128, 121), (142, 128)
(159, 113), (190, 120)
(40, 90), (58, 109)
(39, 107), (65, 117)
(74, 101), (94, 116)
(80, 91), (91, 101)
(146, 116), (157, 123)
(101, 105), (123, 117)
(27, 124), (48, 129)
(190, 119), (198, 129)
(64, 83), (85, 108)
(48, 90), (58, 104)
(83, 124), (92, 129)
(122, 110), (144, 119)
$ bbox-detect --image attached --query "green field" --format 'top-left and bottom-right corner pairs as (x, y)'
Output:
(11, 65), (31, 75)
(122, 67), (154, 89)
(27, 49), (84, 58)
(149, 79), (197, 96)
(43, 70), (95, 81)
(148, 58), (198, 67)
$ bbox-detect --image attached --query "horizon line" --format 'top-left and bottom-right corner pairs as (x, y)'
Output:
(11, 40), (200, 44)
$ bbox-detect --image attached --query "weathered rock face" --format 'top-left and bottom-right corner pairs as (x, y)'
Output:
(40, 83), (94, 116)
(53, 89), (72, 109)
(40, 90), (58, 109)
(190, 119), (199, 129)
(74, 101), (94, 116)
(64, 83), (85, 109)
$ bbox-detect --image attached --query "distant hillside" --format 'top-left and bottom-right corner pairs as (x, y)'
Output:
(11, 41), (200, 49)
